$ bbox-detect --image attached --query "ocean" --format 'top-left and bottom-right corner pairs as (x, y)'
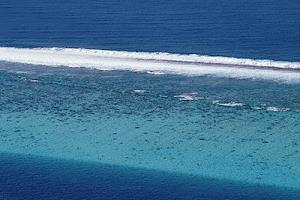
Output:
(0, 0), (299, 199)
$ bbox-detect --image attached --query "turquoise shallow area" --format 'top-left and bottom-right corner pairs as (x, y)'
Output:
(0, 62), (300, 189)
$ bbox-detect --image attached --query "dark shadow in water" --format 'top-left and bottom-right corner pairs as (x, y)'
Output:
(0, 153), (299, 200)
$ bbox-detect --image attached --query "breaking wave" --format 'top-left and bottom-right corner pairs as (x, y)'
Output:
(0, 47), (299, 83)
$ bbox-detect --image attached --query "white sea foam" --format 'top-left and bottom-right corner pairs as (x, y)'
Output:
(133, 89), (146, 94)
(174, 94), (195, 101)
(0, 47), (299, 83)
(216, 102), (244, 107)
(29, 79), (39, 83)
(174, 92), (202, 101)
(213, 100), (244, 107)
(266, 107), (290, 112)
(146, 71), (165, 75)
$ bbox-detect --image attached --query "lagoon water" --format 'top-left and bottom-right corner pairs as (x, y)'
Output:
(0, 0), (300, 199)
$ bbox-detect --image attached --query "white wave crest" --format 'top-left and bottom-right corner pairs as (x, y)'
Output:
(174, 92), (202, 101)
(266, 107), (290, 112)
(133, 89), (146, 94)
(0, 47), (299, 83)
(216, 102), (244, 107)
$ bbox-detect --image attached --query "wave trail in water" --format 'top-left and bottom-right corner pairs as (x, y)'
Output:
(0, 47), (299, 83)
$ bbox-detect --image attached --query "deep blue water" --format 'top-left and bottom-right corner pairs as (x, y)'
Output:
(1, 153), (300, 200)
(0, 0), (299, 61)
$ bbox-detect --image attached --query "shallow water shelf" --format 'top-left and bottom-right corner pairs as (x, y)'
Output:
(0, 63), (299, 198)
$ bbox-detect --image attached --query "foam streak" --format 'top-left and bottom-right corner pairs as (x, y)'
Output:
(0, 47), (299, 83)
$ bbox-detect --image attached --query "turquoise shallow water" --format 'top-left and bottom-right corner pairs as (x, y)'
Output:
(0, 62), (299, 189)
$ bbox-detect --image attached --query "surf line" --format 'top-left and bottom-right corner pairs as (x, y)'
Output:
(0, 47), (299, 83)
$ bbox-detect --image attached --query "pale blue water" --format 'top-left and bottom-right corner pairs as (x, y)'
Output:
(0, 0), (300, 199)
